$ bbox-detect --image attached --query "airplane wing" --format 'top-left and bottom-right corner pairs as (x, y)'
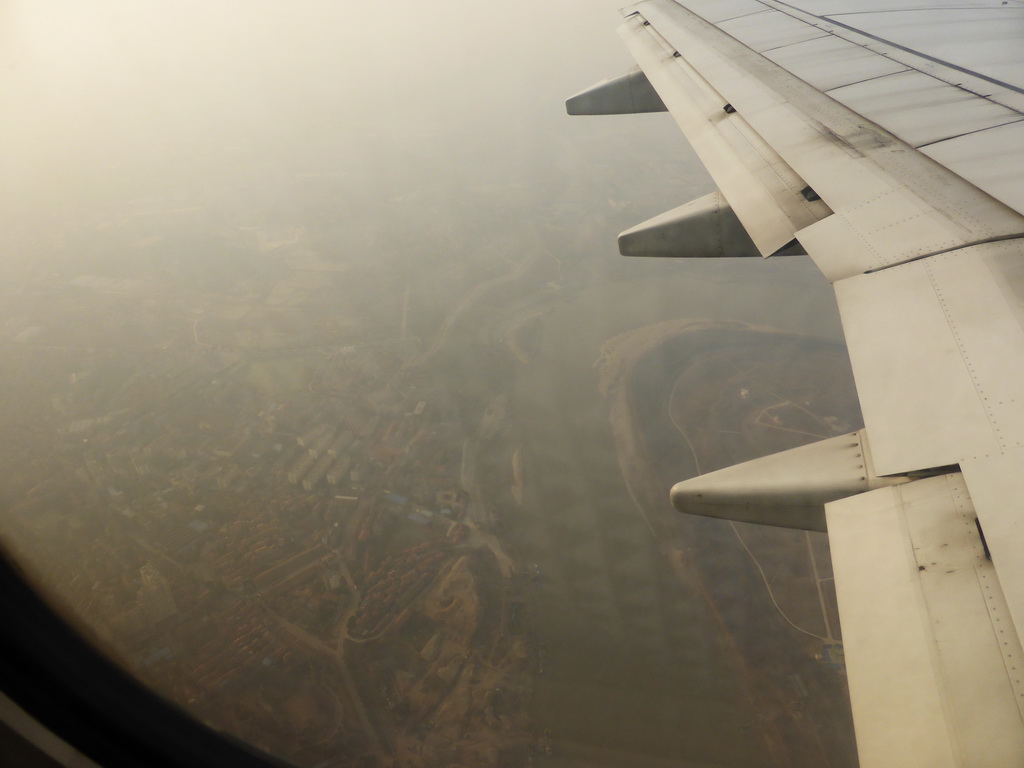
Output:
(569, 2), (1024, 765)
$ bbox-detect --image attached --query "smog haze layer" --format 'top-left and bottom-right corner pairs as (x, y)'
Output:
(0, 2), (858, 767)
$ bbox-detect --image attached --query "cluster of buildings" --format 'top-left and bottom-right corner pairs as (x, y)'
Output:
(286, 417), (369, 491)
(170, 598), (297, 703)
(208, 517), (304, 591)
(0, 264), (544, 767)
(350, 541), (451, 639)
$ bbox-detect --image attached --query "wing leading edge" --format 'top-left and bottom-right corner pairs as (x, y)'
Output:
(570, 1), (1024, 765)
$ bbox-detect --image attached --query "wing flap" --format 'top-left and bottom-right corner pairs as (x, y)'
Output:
(618, 12), (828, 257)
(827, 473), (1024, 768)
(834, 239), (1024, 476)
(961, 449), (1024, 652)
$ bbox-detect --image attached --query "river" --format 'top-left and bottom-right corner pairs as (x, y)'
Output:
(492, 255), (858, 767)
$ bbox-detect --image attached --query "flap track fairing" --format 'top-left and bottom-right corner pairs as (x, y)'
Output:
(565, 66), (668, 115)
(618, 190), (806, 259)
(670, 429), (907, 531)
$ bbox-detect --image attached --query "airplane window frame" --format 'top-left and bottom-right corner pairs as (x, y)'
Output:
(0, 546), (293, 768)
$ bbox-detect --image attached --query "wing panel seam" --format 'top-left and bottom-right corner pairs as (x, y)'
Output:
(923, 259), (1005, 451)
(714, 8), (774, 25)
(893, 480), (965, 764)
(916, 117), (1024, 150)
(860, 233), (1024, 273)
(757, 32), (832, 55)
(958, 477), (1024, 723)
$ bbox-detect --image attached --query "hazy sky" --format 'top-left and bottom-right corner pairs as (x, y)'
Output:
(0, 1), (684, 210)
(0, 0), (720, 300)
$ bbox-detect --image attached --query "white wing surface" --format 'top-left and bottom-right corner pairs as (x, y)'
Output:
(572, 1), (1024, 765)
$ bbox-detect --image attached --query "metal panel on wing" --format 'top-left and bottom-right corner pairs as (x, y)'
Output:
(828, 7), (1024, 89)
(827, 473), (1024, 768)
(782, 0), (1010, 14)
(960, 448), (1024, 656)
(827, 69), (1023, 148)
(763, 34), (909, 92)
(923, 120), (1024, 219)
(717, 10), (828, 53)
(672, 0), (769, 24)
(833, 239), (1024, 475)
